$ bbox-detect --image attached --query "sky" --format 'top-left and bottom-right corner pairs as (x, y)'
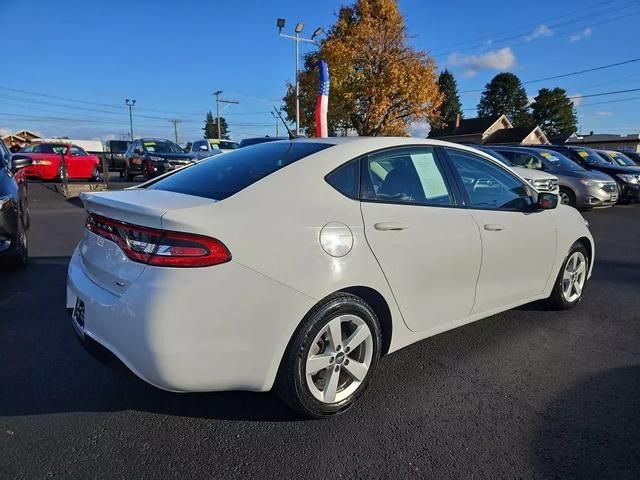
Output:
(1, 0), (639, 142)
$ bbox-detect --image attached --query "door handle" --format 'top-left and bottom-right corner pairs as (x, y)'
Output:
(374, 222), (409, 231)
(483, 224), (504, 231)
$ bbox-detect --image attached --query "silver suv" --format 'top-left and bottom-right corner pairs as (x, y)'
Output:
(490, 146), (618, 210)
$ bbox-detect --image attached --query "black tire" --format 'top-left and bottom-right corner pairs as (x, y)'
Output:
(124, 167), (135, 182)
(559, 187), (576, 207)
(276, 293), (382, 418)
(8, 225), (28, 269)
(91, 166), (100, 182)
(119, 170), (125, 178)
(546, 242), (589, 310)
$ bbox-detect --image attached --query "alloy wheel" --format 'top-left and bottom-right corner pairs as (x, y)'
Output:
(562, 251), (587, 303)
(559, 191), (571, 205)
(305, 314), (373, 404)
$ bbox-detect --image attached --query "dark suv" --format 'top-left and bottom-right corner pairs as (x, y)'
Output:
(124, 138), (195, 181)
(0, 139), (32, 267)
(534, 145), (640, 204)
(105, 140), (130, 176)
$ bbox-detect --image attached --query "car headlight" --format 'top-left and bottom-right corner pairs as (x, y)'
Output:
(148, 155), (165, 163)
(579, 179), (598, 187)
(617, 174), (639, 184)
(0, 195), (11, 210)
(523, 177), (533, 185)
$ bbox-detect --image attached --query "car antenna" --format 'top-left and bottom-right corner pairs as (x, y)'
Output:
(273, 107), (298, 139)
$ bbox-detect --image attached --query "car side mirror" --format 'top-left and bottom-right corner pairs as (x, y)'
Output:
(10, 155), (33, 172)
(535, 192), (558, 210)
(199, 145), (208, 151)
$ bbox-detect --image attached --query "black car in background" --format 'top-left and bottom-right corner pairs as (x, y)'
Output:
(0, 139), (32, 267)
(239, 137), (288, 148)
(535, 145), (640, 204)
(124, 138), (196, 181)
(105, 140), (130, 176)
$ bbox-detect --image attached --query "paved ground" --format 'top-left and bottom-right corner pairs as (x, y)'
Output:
(1, 181), (639, 479)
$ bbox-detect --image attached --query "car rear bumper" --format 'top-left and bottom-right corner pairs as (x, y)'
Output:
(66, 247), (315, 393)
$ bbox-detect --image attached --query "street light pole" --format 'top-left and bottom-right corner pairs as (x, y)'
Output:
(295, 32), (300, 136)
(212, 90), (239, 139)
(125, 99), (136, 140)
(277, 19), (323, 137)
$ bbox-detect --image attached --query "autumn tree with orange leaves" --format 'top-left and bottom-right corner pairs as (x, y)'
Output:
(283, 0), (443, 136)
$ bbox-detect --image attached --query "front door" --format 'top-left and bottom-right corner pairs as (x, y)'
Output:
(360, 146), (482, 333)
(445, 148), (557, 314)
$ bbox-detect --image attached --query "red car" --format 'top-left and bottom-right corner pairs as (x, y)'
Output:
(24, 143), (101, 181)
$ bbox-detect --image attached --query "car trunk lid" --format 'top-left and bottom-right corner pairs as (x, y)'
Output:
(77, 189), (216, 295)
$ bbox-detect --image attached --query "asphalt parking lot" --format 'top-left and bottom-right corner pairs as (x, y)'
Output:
(1, 180), (639, 479)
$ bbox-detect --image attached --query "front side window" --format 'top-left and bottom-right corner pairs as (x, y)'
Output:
(507, 152), (544, 170)
(447, 149), (533, 211)
(149, 141), (332, 200)
(362, 147), (453, 206)
(192, 141), (205, 152)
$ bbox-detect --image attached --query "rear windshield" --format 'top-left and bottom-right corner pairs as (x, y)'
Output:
(110, 141), (129, 153)
(33, 143), (67, 154)
(148, 141), (332, 200)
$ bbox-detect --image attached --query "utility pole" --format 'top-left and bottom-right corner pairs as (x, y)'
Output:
(169, 119), (182, 143)
(277, 19), (323, 136)
(212, 90), (239, 139)
(125, 99), (136, 140)
(271, 111), (279, 137)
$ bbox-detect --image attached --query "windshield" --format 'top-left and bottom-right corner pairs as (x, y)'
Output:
(475, 148), (513, 167)
(143, 140), (183, 154)
(572, 148), (611, 167)
(538, 150), (584, 172)
(607, 151), (636, 167)
(33, 143), (67, 154)
(149, 141), (332, 200)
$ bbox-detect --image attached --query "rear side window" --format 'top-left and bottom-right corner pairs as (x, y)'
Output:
(326, 160), (359, 199)
(149, 141), (332, 200)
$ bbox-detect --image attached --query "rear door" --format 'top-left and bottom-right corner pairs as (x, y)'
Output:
(444, 147), (557, 314)
(360, 146), (482, 333)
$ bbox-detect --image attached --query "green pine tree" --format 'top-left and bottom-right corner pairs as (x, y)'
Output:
(477, 73), (531, 127)
(437, 69), (463, 125)
(203, 111), (217, 138)
(531, 88), (577, 137)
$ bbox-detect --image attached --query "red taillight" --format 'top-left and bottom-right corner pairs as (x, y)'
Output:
(85, 213), (231, 268)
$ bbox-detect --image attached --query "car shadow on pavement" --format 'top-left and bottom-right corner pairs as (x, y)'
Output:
(532, 365), (640, 479)
(0, 257), (303, 422)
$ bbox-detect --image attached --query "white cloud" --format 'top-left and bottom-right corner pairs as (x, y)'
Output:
(570, 28), (592, 43)
(448, 47), (517, 77)
(525, 24), (553, 42)
(408, 121), (430, 138)
(595, 111), (613, 117)
(570, 94), (584, 106)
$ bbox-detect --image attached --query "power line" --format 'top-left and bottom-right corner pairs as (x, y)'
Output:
(430, 0), (621, 52)
(433, 0), (639, 58)
(570, 88), (640, 100)
(460, 58), (640, 94)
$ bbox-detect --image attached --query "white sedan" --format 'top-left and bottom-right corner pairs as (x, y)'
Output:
(67, 138), (594, 417)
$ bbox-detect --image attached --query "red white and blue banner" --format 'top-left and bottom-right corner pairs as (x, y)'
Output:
(315, 60), (330, 138)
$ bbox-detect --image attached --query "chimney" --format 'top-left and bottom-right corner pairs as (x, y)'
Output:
(455, 113), (461, 129)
